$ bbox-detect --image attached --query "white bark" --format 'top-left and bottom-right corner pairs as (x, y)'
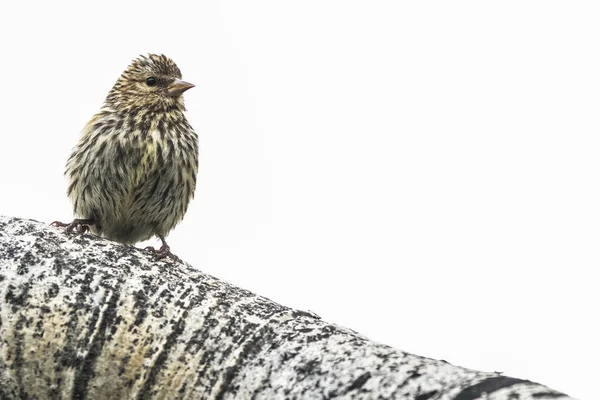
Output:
(0, 216), (575, 399)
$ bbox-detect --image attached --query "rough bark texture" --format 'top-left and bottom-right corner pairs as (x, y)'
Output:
(0, 216), (575, 400)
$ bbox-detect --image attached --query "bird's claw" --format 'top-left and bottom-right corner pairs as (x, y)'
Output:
(145, 244), (180, 262)
(51, 220), (91, 234)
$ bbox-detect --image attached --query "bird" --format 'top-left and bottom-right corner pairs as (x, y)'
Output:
(52, 54), (198, 261)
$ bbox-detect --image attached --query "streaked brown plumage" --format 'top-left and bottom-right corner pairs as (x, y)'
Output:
(53, 54), (198, 261)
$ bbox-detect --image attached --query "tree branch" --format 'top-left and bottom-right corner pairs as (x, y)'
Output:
(0, 216), (574, 399)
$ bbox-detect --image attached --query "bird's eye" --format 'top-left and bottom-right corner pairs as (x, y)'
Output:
(146, 77), (157, 87)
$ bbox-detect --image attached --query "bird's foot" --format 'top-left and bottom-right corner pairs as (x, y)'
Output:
(145, 243), (181, 262)
(50, 219), (93, 234)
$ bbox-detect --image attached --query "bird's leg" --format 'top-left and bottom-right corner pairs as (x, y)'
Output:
(51, 218), (95, 234)
(145, 235), (180, 262)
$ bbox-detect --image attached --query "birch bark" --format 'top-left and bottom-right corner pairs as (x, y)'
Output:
(0, 216), (575, 400)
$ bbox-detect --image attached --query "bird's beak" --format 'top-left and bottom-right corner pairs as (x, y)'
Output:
(168, 79), (195, 97)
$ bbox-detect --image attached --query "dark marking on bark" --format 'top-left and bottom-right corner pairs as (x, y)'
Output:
(11, 314), (27, 399)
(416, 390), (438, 400)
(71, 288), (120, 400)
(0, 381), (14, 400)
(136, 316), (186, 399)
(18, 251), (38, 274)
(213, 324), (274, 400)
(133, 289), (149, 327)
(532, 392), (566, 398)
(291, 310), (321, 320)
(5, 283), (30, 311)
(346, 371), (371, 392)
(454, 376), (530, 400)
(189, 303), (234, 389)
(296, 358), (319, 376)
(407, 370), (422, 380)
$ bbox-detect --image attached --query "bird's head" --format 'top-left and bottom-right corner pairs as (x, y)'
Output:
(105, 54), (194, 112)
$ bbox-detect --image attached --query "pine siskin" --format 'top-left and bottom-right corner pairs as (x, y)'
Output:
(52, 54), (198, 261)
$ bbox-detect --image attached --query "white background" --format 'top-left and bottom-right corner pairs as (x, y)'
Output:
(1, 1), (598, 398)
